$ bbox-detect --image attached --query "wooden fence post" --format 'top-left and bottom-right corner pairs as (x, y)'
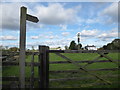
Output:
(30, 52), (35, 89)
(38, 45), (49, 88)
(19, 6), (27, 88)
(19, 6), (38, 88)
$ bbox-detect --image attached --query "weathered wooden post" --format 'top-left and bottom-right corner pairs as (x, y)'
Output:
(19, 6), (39, 88)
(19, 7), (27, 88)
(38, 45), (49, 88)
(30, 52), (35, 89)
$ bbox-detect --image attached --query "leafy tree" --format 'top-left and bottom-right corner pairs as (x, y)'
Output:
(112, 39), (120, 50)
(32, 46), (35, 51)
(100, 39), (120, 50)
(69, 41), (77, 50)
(103, 45), (107, 50)
(65, 45), (68, 50)
(9, 47), (19, 51)
(77, 43), (82, 49)
(5, 46), (9, 50)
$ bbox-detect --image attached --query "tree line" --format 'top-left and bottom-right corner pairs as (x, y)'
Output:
(98, 39), (120, 50)
(66, 39), (120, 50)
(1, 39), (120, 51)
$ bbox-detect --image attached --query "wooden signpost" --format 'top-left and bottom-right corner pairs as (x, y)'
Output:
(19, 6), (39, 88)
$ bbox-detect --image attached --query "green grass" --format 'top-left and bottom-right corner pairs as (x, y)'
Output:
(2, 53), (120, 88)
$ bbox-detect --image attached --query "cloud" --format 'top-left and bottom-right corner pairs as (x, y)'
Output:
(45, 35), (59, 39)
(35, 3), (79, 25)
(0, 36), (17, 40)
(1, 3), (80, 30)
(43, 39), (69, 46)
(27, 38), (70, 48)
(86, 18), (99, 24)
(99, 2), (118, 24)
(30, 34), (59, 39)
(61, 32), (70, 36)
(59, 24), (67, 30)
(31, 36), (39, 39)
(80, 29), (99, 37)
(0, 3), (45, 30)
(98, 30), (118, 39)
(0, 3), (21, 30)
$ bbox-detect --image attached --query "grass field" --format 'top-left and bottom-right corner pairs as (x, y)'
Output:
(3, 53), (120, 88)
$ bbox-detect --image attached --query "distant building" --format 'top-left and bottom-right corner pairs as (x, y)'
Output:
(50, 47), (61, 50)
(84, 45), (97, 50)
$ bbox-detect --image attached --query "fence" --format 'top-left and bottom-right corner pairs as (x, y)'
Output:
(2, 45), (120, 88)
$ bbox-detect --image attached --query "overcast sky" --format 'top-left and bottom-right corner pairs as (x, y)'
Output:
(0, 0), (119, 49)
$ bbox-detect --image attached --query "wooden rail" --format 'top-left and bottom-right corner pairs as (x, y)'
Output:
(49, 68), (119, 73)
(49, 50), (119, 53)
(2, 74), (118, 86)
(2, 74), (118, 82)
(2, 60), (120, 66)
(50, 75), (118, 81)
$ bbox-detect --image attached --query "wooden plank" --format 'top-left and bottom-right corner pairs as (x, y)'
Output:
(49, 75), (118, 82)
(2, 74), (118, 82)
(2, 60), (120, 66)
(38, 46), (42, 88)
(26, 51), (39, 55)
(30, 53), (35, 89)
(2, 62), (37, 66)
(50, 60), (120, 64)
(46, 46), (49, 88)
(49, 50), (119, 53)
(2, 77), (38, 81)
(26, 14), (39, 23)
(19, 6), (27, 88)
(49, 68), (119, 73)
(49, 50), (64, 53)
(2, 84), (31, 88)
(81, 81), (120, 88)
(39, 46), (49, 88)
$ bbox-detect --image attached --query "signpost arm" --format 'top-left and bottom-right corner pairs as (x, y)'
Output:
(19, 6), (27, 88)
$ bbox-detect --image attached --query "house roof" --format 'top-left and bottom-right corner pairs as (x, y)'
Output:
(85, 45), (96, 47)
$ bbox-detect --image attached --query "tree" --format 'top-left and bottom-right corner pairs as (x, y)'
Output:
(77, 43), (82, 49)
(0, 45), (5, 50)
(9, 47), (19, 51)
(107, 43), (113, 50)
(112, 39), (120, 50)
(100, 39), (120, 50)
(69, 41), (77, 50)
(65, 45), (68, 50)
(103, 45), (107, 50)
(5, 46), (9, 50)
(32, 46), (35, 51)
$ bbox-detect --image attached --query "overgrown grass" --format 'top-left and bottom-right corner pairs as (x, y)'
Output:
(2, 53), (119, 88)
